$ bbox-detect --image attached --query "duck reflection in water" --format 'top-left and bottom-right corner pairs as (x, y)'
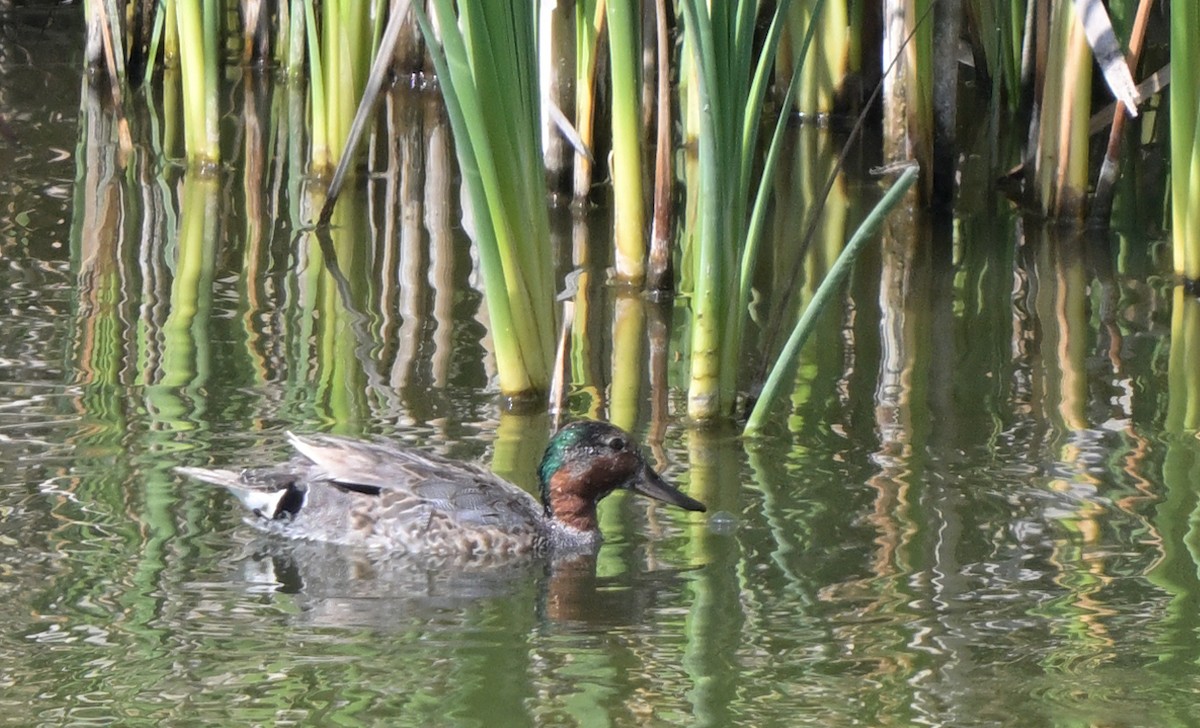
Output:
(227, 539), (696, 629)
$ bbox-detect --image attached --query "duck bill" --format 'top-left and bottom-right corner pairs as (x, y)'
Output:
(627, 464), (707, 512)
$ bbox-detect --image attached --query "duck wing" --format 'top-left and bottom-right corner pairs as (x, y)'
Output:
(284, 432), (493, 493)
(178, 433), (547, 554)
(286, 433), (546, 541)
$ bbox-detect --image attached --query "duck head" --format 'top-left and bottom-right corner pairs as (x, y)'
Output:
(537, 421), (706, 533)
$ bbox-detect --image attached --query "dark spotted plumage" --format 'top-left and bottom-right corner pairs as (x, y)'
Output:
(176, 421), (705, 558)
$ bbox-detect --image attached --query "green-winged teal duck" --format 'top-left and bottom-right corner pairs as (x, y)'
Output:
(176, 420), (705, 557)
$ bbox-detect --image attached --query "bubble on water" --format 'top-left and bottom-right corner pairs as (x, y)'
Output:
(707, 511), (738, 535)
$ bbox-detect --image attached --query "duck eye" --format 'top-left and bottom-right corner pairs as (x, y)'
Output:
(607, 436), (626, 451)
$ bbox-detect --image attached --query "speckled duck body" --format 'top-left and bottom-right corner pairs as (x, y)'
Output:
(176, 421), (705, 559)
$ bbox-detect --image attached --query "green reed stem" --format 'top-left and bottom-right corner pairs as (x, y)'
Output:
(416, 1), (555, 400)
(1171, 0), (1200, 278)
(573, 0), (603, 199)
(144, 0), (166, 86)
(679, 0), (796, 420)
(163, 0), (179, 65)
(966, 0), (1023, 109)
(780, 0), (847, 116)
(304, 0), (329, 170)
(607, 0), (647, 282)
(321, 0), (370, 170)
(745, 165), (918, 436)
(285, 0), (306, 77)
(739, 0), (824, 320)
(174, 0), (219, 165)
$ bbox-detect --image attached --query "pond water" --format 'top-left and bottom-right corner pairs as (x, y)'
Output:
(4, 11), (1200, 728)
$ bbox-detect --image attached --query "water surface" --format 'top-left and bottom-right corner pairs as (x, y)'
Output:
(1, 14), (1198, 728)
